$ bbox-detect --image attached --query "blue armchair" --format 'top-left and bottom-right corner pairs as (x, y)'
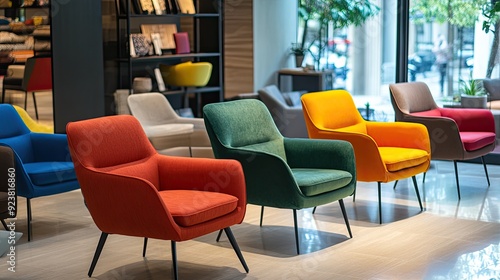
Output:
(0, 104), (79, 241)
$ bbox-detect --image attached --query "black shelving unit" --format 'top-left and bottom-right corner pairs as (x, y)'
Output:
(115, 0), (224, 116)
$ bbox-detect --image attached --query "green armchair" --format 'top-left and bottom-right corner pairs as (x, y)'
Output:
(203, 99), (356, 254)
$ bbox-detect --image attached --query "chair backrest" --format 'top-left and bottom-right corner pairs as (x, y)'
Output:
(203, 99), (287, 160)
(483, 78), (500, 101)
(160, 61), (212, 87)
(23, 56), (52, 92)
(301, 90), (366, 133)
(258, 85), (289, 106)
(127, 92), (179, 127)
(13, 105), (53, 133)
(66, 115), (157, 171)
(389, 82), (439, 119)
(0, 104), (35, 162)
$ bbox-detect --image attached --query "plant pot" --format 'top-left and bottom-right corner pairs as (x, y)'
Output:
(461, 95), (487, 109)
(295, 54), (304, 68)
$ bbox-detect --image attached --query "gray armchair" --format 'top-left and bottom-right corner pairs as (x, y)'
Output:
(482, 78), (500, 109)
(258, 85), (308, 138)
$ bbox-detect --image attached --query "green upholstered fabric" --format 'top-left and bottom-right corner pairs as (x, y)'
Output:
(203, 99), (356, 210)
(292, 169), (352, 196)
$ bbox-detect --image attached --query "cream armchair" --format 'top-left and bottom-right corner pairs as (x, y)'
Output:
(127, 92), (213, 158)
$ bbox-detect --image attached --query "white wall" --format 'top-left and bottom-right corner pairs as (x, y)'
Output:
(253, 0), (297, 90)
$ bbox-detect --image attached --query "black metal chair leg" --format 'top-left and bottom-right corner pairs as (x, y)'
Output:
(393, 180), (399, 189)
(32, 92), (38, 120)
(454, 160), (461, 200)
(422, 172), (427, 184)
(259, 206), (264, 227)
(312, 206), (317, 214)
(293, 209), (300, 254)
(1, 87), (5, 103)
(216, 229), (224, 242)
(338, 199), (352, 238)
(481, 156), (490, 186)
(27, 198), (32, 241)
(171, 240), (178, 280)
(224, 227), (249, 273)
(88, 232), (108, 277)
(412, 176), (423, 211)
(1, 219), (7, 230)
(378, 182), (382, 224)
(142, 238), (148, 257)
(352, 188), (356, 202)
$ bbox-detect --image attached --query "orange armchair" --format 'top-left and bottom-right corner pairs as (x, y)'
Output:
(66, 115), (248, 279)
(301, 90), (431, 224)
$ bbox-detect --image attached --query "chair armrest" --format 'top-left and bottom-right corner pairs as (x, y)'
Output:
(401, 114), (464, 160)
(307, 129), (387, 181)
(366, 122), (431, 153)
(30, 133), (72, 162)
(156, 155), (246, 206)
(213, 147), (308, 208)
(284, 138), (355, 177)
(439, 108), (495, 133)
(175, 117), (206, 130)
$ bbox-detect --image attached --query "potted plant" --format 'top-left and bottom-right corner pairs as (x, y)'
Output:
(291, 42), (307, 68)
(460, 76), (487, 108)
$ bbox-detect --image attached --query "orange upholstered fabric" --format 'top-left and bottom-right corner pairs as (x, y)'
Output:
(66, 115), (246, 242)
(301, 90), (431, 183)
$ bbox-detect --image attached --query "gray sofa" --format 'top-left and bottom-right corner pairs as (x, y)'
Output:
(257, 85), (308, 138)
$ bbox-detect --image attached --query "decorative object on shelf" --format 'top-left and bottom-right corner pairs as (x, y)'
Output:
(140, 24), (177, 50)
(151, 0), (166, 15)
(130, 33), (152, 57)
(173, 32), (190, 54)
(132, 77), (153, 93)
(177, 0), (195, 14)
(460, 75), (487, 108)
(154, 68), (166, 91)
(37, 0), (49, 6)
(137, 0), (154, 14)
(151, 33), (162, 55)
(0, 0), (10, 8)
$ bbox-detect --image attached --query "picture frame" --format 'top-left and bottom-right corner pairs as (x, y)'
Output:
(141, 24), (177, 50)
(138, 0), (155, 14)
(176, 0), (195, 14)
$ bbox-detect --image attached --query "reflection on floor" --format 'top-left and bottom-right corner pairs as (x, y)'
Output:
(0, 160), (499, 279)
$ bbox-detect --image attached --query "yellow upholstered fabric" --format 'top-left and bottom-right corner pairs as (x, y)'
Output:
(13, 105), (52, 133)
(301, 90), (431, 183)
(160, 61), (212, 87)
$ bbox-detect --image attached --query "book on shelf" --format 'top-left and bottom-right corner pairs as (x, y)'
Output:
(173, 32), (190, 54)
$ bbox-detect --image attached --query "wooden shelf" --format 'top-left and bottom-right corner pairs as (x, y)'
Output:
(117, 13), (219, 19)
(118, 52), (220, 63)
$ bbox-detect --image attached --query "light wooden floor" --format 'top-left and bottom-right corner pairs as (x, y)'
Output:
(2, 91), (500, 279)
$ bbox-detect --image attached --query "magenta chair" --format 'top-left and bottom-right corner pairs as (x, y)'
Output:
(389, 82), (496, 199)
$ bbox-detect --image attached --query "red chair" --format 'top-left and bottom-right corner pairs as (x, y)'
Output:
(389, 82), (496, 199)
(66, 115), (248, 279)
(1, 56), (52, 120)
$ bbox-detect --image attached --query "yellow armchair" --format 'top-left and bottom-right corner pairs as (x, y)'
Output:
(301, 90), (431, 223)
(13, 105), (52, 133)
(159, 61), (212, 87)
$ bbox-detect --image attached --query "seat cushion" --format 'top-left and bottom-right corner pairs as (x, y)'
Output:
(160, 190), (238, 227)
(23, 162), (77, 186)
(410, 109), (442, 117)
(292, 168), (353, 197)
(460, 132), (496, 151)
(379, 147), (429, 172)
